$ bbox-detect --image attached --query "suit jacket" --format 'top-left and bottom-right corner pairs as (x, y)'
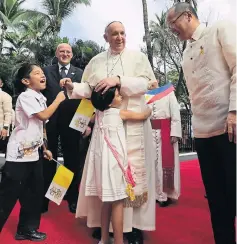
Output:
(42, 64), (83, 129)
(42, 64), (83, 106)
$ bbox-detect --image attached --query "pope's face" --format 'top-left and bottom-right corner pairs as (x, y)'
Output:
(105, 22), (126, 53)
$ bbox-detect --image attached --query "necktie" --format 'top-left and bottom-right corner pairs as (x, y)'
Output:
(60, 66), (69, 99)
(60, 66), (67, 78)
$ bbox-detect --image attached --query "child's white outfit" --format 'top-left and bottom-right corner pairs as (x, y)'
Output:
(6, 88), (47, 162)
(0, 88), (47, 234)
(85, 107), (128, 202)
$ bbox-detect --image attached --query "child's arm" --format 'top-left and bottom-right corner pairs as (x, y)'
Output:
(82, 126), (92, 138)
(81, 113), (95, 138)
(42, 145), (53, 160)
(120, 108), (152, 121)
(34, 91), (65, 121)
(90, 113), (95, 124)
(42, 127), (53, 160)
(148, 80), (158, 90)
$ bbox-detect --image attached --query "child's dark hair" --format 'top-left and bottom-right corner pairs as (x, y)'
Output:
(91, 86), (118, 111)
(14, 63), (39, 94)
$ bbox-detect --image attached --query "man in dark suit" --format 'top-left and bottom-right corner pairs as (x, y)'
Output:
(42, 43), (88, 213)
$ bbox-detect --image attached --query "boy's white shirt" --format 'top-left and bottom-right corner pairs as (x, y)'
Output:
(6, 88), (47, 162)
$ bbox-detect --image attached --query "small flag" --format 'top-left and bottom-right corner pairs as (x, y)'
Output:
(69, 98), (95, 133)
(145, 83), (174, 104)
(45, 160), (74, 205)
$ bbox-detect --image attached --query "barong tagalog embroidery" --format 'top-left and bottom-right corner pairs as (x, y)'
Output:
(69, 98), (95, 133)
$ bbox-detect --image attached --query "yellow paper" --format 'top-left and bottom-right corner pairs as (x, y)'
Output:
(53, 165), (74, 189)
(76, 99), (94, 117)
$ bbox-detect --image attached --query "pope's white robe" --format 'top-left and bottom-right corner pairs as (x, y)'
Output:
(71, 49), (156, 232)
(150, 91), (182, 202)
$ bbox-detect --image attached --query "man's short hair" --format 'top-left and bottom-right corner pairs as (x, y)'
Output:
(172, 2), (198, 19)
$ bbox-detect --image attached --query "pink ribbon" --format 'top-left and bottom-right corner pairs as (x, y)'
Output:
(97, 112), (136, 187)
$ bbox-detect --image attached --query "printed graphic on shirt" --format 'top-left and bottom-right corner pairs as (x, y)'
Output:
(17, 138), (42, 159)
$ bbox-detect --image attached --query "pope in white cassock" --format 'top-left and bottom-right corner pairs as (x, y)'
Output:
(61, 21), (156, 244)
(148, 83), (182, 207)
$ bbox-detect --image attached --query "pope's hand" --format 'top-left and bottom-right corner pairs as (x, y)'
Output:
(60, 78), (74, 91)
(224, 111), (236, 143)
(95, 77), (120, 94)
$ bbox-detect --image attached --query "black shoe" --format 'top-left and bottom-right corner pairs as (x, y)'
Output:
(125, 228), (143, 244)
(91, 228), (113, 240)
(156, 198), (172, 207)
(68, 202), (77, 213)
(15, 230), (46, 241)
(92, 228), (101, 240)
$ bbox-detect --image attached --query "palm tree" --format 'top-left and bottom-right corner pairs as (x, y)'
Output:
(3, 13), (52, 60)
(0, 0), (95, 100)
(0, 0), (35, 54)
(71, 39), (105, 70)
(141, 0), (153, 69)
(18, 15), (51, 44)
(150, 12), (168, 82)
(150, 12), (183, 83)
(41, 0), (91, 36)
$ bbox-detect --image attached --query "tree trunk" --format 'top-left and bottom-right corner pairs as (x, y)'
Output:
(173, 0), (197, 111)
(141, 0), (153, 69)
(163, 50), (167, 83)
(176, 0), (197, 111)
(175, 41), (191, 112)
(0, 25), (7, 55)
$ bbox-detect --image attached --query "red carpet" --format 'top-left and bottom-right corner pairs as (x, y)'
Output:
(0, 160), (214, 244)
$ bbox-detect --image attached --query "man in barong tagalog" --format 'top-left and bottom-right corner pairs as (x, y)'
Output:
(61, 21), (156, 244)
(167, 3), (236, 244)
